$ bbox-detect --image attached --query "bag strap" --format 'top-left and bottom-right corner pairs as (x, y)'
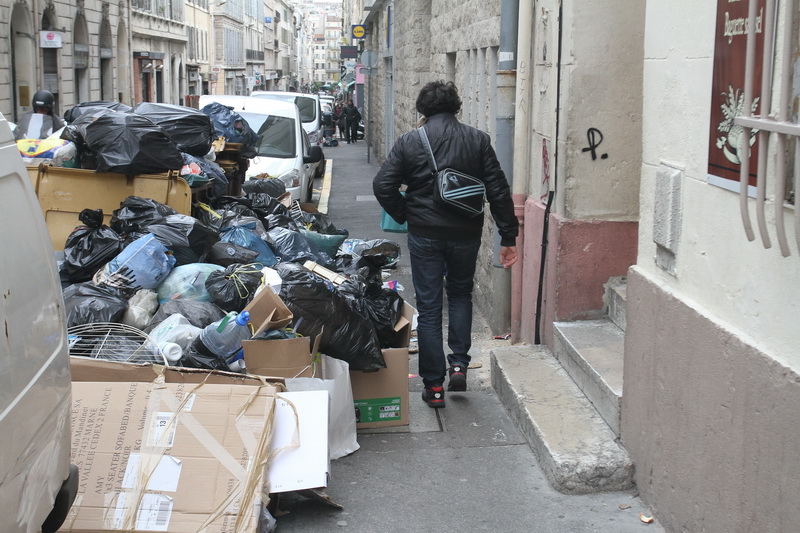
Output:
(417, 127), (438, 174)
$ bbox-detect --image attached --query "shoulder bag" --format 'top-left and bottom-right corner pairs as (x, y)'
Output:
(418, 126), (485, 219)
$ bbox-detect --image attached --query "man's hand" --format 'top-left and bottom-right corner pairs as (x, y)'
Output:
(499, 246), (518, 268)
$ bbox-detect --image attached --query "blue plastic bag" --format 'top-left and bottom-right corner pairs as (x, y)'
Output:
(95, 233), (176, 291)
(219, 223), (277, 267)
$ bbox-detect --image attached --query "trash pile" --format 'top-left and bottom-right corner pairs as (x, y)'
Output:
(59, 187), (404, 375)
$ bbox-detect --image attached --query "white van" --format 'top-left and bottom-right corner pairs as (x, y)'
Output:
(250, 91), (324, 146)
(0, 112), (78, 532)
(200, 95), (324, 202)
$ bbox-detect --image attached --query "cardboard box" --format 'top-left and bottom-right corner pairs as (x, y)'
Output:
(64, 359), (279, 532)
(242, 334), (321, 379)
(243, 285), (293, 335)
(349, 302), (415, 429)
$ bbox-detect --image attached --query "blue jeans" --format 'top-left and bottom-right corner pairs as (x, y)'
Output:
(408, 233), (481, 388)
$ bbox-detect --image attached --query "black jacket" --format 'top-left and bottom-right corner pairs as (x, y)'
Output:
(373, 113), (519, 246)
(343, 105), (361, 123)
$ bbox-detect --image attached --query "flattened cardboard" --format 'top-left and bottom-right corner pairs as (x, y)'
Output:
(242, 333), (322, 380)
(64, 369), (277, 532)
(268, 391), (330, 493)
(243, 285), (293, 336)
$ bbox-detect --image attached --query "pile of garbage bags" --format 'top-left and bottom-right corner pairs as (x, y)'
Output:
(60, 178), (403, 373)
(22, 101), (261, 201)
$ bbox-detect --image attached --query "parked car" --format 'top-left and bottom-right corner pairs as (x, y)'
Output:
(250, 91), (324, 146)
(0, 112), (78, 533)
(200, 95), (324, 203)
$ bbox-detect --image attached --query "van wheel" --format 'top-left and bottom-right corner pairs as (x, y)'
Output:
(42, 464), (79, 533)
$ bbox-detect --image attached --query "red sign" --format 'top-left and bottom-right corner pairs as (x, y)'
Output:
(707, 0), (766, 186)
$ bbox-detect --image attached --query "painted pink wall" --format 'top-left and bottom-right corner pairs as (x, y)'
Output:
(519, 199), (638, 347)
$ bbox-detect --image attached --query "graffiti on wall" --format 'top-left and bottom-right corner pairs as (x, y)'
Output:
(581, 127), (608, 161)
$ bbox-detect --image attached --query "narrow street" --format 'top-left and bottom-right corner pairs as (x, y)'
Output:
(273, 141), (662, 533)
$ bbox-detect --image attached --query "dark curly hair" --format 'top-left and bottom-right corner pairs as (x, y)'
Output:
(415, 81), (462, 117)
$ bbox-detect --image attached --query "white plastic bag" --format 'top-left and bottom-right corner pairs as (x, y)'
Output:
(286, 355), (359, 460)
(147, 313), (202, 351)
(121, 289), (158, 329)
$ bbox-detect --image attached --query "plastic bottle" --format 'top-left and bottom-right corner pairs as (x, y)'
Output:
(193, 311), (252, 361)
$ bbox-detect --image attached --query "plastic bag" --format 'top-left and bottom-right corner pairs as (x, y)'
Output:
(200, 102), (258, 158)
(63, 282), (129, 328)
(338, 267), (405, 346)
(94, 233), (176, 291)
(175, 344), (230, 371)
(205, 263), (264, 312)
(132, 102), (215, 157)
(61, 209), (123, 282)
(80, 110), (184, 174)
(145, 214), (219, 266)
(147, 313), (202, 351)
(242, 177), (286, 198)
(17, 138), (78, 167)
(300, 229), (348, 258)
(64, 101), (132, 123)
(266, 227), (333, 266)
(208, 241), (260, 267)
(111, 196), (177, 235)
(180, 152), (228, 189)
(156, 263), (225, 304)
(286, 355), (360, 460)
(247, 193), (291, 223)
(276, 263), (386, 371)
(219, 224), (277, 267)
(120, 289), (159, 329)
(147, 300), (226, 330)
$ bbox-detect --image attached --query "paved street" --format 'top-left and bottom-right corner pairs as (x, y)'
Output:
(272, 140), (662, 532)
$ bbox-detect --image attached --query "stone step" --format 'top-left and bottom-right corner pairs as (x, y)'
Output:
(491, 345), (634, 494)
(604, 276), (627, 332)
(553, 319), (624, 437)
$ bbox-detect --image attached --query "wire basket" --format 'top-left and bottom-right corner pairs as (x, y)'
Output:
(68, 322), (168, 365)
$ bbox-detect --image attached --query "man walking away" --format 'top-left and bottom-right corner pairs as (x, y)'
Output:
(373, 81), (519, 408)
(14, 90), (65, 140)
(343, 101), (361, 144)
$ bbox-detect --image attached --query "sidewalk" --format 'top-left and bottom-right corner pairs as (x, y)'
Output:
(275, 140), (661, 532)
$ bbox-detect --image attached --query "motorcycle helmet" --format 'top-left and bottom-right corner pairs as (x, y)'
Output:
(31, 90), (55, 111)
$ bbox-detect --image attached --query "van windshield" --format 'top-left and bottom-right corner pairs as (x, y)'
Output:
(239, 112), (296, 158)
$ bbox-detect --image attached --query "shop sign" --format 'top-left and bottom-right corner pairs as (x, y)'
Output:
(40, 31), (62, 48)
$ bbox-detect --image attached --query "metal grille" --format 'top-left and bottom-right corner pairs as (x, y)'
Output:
(734, 0), (799, 257)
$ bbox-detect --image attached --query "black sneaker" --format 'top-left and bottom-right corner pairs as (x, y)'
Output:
(422, 386), (446, 408)
(448, 365), (467, 391)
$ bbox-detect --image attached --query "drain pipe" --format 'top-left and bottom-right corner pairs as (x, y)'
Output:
(533, 0), (564, 345)
(509, 0), (534, 343)
(490, 0), (518, 334)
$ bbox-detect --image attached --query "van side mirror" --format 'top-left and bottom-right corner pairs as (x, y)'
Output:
(305, 145), (323, 164)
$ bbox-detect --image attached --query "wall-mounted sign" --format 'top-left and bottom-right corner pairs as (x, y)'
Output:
(352, 25), (366, 39)
(40, 31), (62, 48)
(265, 16), (272, 23)
(340, 46), (358, 59)
(707, 0), (766, 189)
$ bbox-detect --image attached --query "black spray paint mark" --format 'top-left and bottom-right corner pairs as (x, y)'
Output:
(581, 128), (608, 160)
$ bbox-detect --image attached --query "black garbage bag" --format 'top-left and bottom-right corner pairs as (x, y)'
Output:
(336, 239), (402, 276)
(205, 263), (264, 312)
(266, 227), (333, 266)
(80, 111), (184, 174)
(63, 282), (129, 327)
(242, 177), (287, 198)
(214, 196), (256, 216)
(252, 328), (299, 341)
(247, 193), (290, 223)
(147, 299), (226, 331)
(64, 101), (132, 123)
(265, 213), (300, 232)
(276, 263), (385, 371)
(338, 267), (405, 346)
(200, 102), (258, 158)
(208, 241), (261, 267)
(111, 196), (177, 235)
(176, 344), (230, 371)
(145, 214), (219, 266)
(133, 102), (215, 157)
(61, 209), (124, 282)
